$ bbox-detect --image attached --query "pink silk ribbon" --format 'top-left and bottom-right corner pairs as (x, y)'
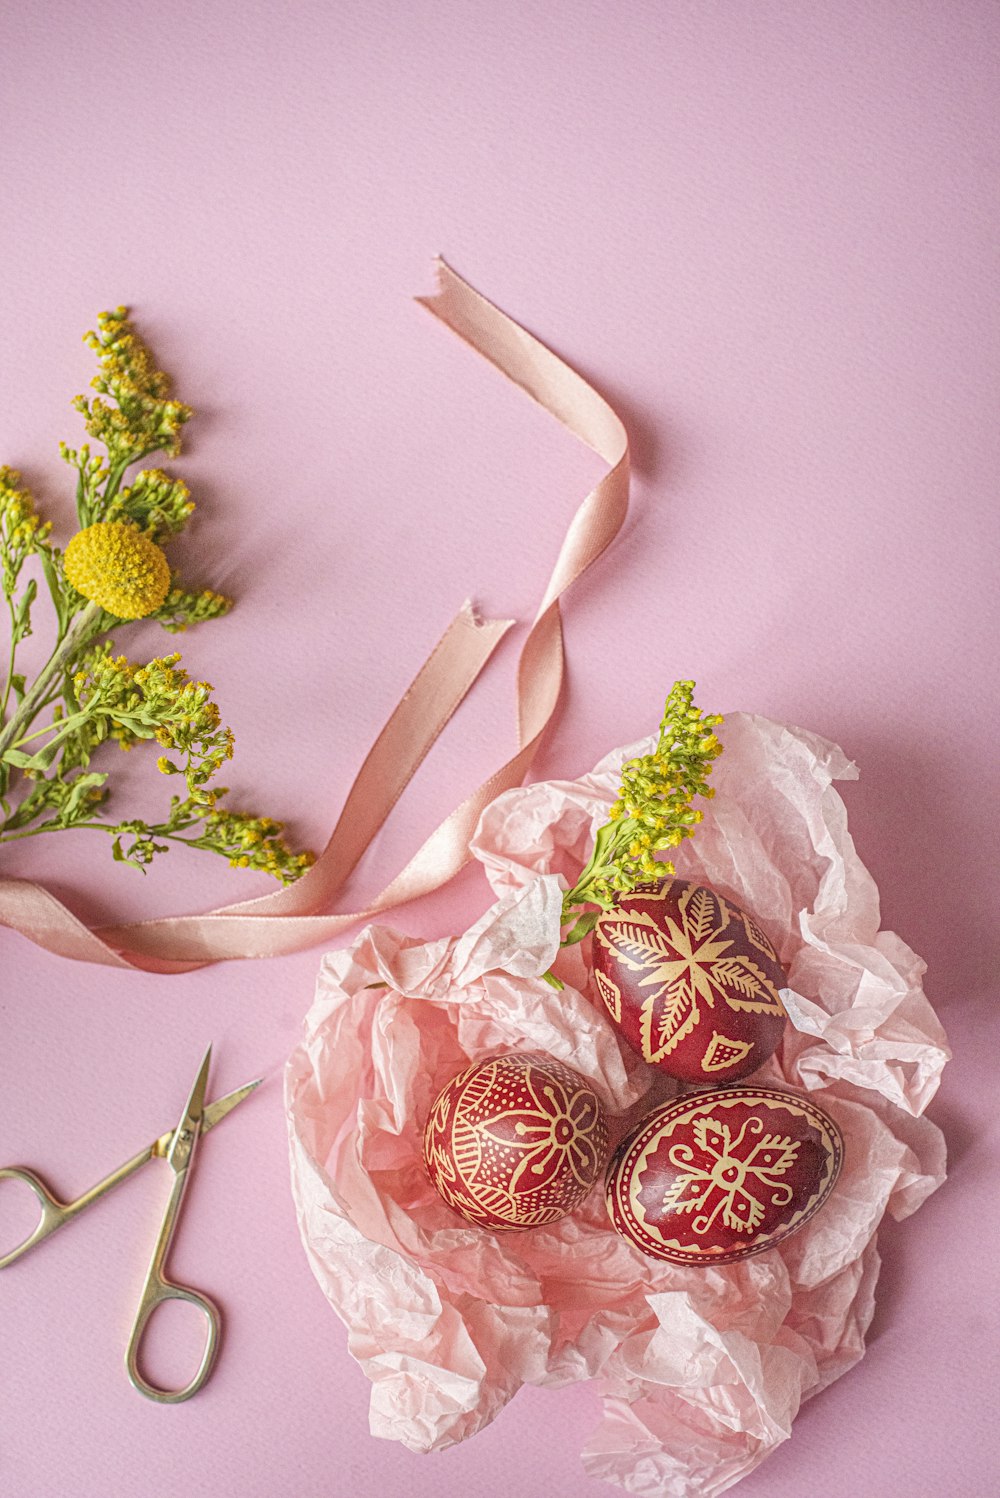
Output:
(0, 259), (629, 972)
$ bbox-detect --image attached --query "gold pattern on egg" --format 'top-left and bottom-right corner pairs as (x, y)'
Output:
(595, 883), (785, 1065)
(616, 1091), (843, 1259)
(659, 1113), (799, 1235)
(741, 907), (780, 961)
(701, 1031), (755, 1072)
(594, 968), (622, 1022)
(427, 1056), (608, 1230)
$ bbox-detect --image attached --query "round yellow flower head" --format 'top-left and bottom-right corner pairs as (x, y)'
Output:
(64, 521), (170, 619)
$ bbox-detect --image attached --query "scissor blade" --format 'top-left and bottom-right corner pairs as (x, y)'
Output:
(165, 1046), (213, 1172)
(152, 1080), (262, 1159)
(203, 1079), (262, 1133)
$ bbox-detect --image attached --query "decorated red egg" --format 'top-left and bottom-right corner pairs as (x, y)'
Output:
(592, 879), (788, 1082)
(423, 1051), (609, 1231)
(606, 1086), (843, 1264)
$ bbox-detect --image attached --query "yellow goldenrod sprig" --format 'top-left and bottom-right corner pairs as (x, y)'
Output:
(73, 308), (191, 483)
(107, 468), (196, 539)
(105, 800), (315, 880)
(153, 580), (233, 633)
(167, 801), (316, 882)
(1, 468), (53, 598)
(0, 468), (56, 732)
(559, 681), (723, 942)
(69, 647), (233, 792)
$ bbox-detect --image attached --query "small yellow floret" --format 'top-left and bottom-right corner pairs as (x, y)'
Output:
(64, 521), (170, 619)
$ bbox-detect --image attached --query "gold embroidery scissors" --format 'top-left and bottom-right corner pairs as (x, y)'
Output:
(0, 1045), (260, 1404)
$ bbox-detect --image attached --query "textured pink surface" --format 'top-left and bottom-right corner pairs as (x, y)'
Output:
(0, 3), (997, 1495)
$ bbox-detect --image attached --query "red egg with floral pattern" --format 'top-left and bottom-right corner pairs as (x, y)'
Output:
(606, 1086), (843, 1264)
(591, 879), (788, 1082)
(423, 1051), (609, 1231)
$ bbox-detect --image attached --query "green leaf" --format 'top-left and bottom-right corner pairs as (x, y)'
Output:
(13, 578), (37, 639)
(562, 818), (623, 909)
(7, 740), (62, 773)
(561, 909), (600, 947)
(38, 549), (69, 636)
(1, 748), (37, 769)
(61, 771), (108, 821)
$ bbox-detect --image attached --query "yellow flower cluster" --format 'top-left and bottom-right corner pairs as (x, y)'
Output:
(605, 681), (723, 890)
(64, 521), (171, 619)
(102, 468), (196, 540)
(198, 807), (317, 881)
(0, 468), (52, 593)
(561, 680), (723, 921)
(156, 581), (233, 633)
(73, 648), (233, 773)
(75, 308), (191, 469)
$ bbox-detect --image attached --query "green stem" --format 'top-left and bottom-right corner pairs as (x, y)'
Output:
(0, 818), (199, 848)
(0, 600), (102, 761)
(560, 819), (635, 918)
(0, 595), (18, 728)
(10, 708), (92, 751)
(101, 447), (157, 515)
(101, 457), (132, 511)
(74, 462), (88, 527)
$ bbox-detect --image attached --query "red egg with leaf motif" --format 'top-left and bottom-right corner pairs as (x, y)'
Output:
(605, 1086), (843, 1264)
(423, 1051), (609, 1231)
(591, 879), (788, 1082)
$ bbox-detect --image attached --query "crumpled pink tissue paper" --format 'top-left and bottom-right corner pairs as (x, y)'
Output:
(284, 713), (950, 1497)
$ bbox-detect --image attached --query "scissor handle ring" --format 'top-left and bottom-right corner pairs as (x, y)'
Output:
(125, 1274), (221, 1405)
(0, 1166), (70, 1269)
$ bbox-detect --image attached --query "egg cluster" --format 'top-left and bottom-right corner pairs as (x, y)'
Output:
(423, 879), (843, 1263)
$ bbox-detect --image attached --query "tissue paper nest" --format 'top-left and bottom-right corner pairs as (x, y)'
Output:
(284, 713), (949, 1498)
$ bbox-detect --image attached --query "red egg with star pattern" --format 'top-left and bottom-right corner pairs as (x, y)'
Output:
(605, 1086), (843, 1264)
(591, 879), (788, 1083)
(422, 1051), (610, 1231)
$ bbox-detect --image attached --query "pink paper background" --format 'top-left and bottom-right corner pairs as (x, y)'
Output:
(1, 4), (997, 1496)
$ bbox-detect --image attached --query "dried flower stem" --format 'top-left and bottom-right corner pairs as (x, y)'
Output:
(0, 602), (102, 760)
(0, 310), (314, 883)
